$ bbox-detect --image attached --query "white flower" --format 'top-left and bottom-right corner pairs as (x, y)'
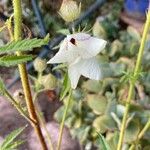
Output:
(47, 33), (107, 89)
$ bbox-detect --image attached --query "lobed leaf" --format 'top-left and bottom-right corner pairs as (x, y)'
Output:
(0, 34), (49, 54)
(0, 55), (33, 67)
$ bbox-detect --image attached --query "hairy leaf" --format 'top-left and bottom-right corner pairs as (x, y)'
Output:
(0, 34), (49, 54)
(0, 55), (33, 67)
(3, 140), (24, 150)
(0, 126), (26, 150)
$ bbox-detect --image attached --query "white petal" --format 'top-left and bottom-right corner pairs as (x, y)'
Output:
(47, 39), (68, 64)
(47, 39), (79, 64)
(68, 64), (81, 89)
(80, 57), (102, 80)
(67, 33), (93, 59)
(59, 38), (68, 52)
(67, 33), (91, 41)
(77, 37), (107, 57)
(47, 51), (67, 64)
(68, 57), (102, 88)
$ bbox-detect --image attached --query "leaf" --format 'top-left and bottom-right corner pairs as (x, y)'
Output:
(107, 131), (119, 150)
(57, 29), (70, 35)
(87, 94), (107, 115)
(0, 77), (6, 95)
(93, 115), (116, 133)
(0, 126), (26, 150)
(82, 80), (102, 93)
(124, 120), (140, 143)
(3, 140), (24, 150)
(97, 133), (111, 150)
(72, 126), (91, 144)
(52, 64), (67, 71)
(127, 26), (141, 41)
(0, 55), (33, 67)
(0, 34), (49, 54)
(60, 73), (71, 100)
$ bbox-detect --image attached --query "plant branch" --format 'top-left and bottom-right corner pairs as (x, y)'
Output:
(4, 89), (36, 124)
(129, 119), (150, 150)
(12, 0), (47, 149)
(57, 89), (72, 150)
(117, 10), (150, 150)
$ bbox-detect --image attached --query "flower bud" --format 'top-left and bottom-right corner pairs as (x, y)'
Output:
(59, 0), (81, 22)
(93, 18), (106, 39)
(33, 57), (47, 73)
(40, 74), (57, 90)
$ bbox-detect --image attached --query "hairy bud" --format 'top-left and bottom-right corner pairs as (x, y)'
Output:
(33, 57), (47, 73)
(59, 0), (81, 22)
(40, 74), (57, 90)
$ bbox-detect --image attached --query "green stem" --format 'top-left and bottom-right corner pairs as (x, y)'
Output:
(4, 89), (35, 124)
(117, 10), (150, 150)
(12, 0), (47, 149)
(57, 89), (72, 150)
(129, 119), (150, 150)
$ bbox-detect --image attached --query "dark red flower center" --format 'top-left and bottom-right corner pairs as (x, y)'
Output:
(70, 38), (76, 45)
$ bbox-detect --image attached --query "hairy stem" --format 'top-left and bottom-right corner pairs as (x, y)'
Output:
(57, 89), (72, 150)
(117, 10), (150, 150)
(12, 0), (47, 149)
(129, 119), (150, 150)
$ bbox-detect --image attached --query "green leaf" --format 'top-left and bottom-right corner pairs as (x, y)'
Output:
(0, 126), (26, 150)
(127, 26), (141, 41)
(54, 106), (65, 122)
(87, 94), (107, 115)
(93, 115), (116, 133)
(107, 132), (119, 150)
(82, 80), (102, 93)
(124, 120), (140, 143)
(60, 73), (71, 100)
(0, 55), (33, 67)
(57, 29), (70, 35)
(3, 140), (24, 150)
(0, 34), (49, 54)
(97, 133), (111, 150)
(52, 64), (67, 71)
(0, 77), (6, 95)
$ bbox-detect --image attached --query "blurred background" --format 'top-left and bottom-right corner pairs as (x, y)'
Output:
(0, 0), (150, 150)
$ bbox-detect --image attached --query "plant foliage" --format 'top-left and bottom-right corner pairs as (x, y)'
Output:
(0, 126), (26, 150)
